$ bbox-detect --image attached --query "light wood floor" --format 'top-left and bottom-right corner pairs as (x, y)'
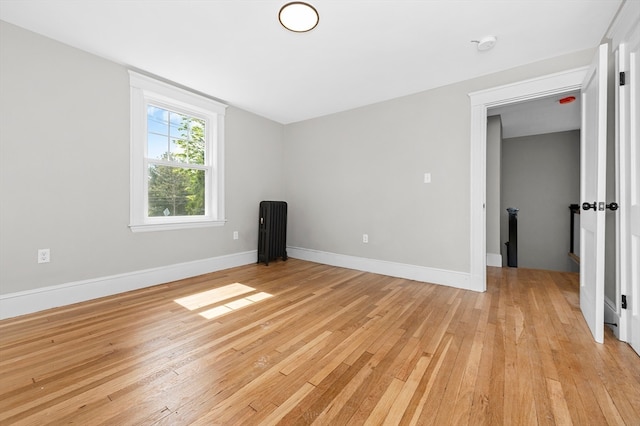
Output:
(1, 259), (639, 425)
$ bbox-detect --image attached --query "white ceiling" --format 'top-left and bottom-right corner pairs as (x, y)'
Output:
(489, 90), (581, 139)
(0, 0), (622, 124)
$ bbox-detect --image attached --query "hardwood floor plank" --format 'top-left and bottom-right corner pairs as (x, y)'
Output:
(450, 324), (484, 425)
(275, 295), (368, 354)
(431, 293), (483, 425)
(257, 382), (316, 425)
(467, 322), (497, 426)
(382, 354), (431, 425)
(307, 352), (376, 425)
(407, 333), (454, 426)
(363, 377), (404, 425)
(0, 260), (638, 425)
(307, 315), (381, 386)
(280, 351), (372, 425)
(321, 327), (407, 425)
(546, 378), (574, 425)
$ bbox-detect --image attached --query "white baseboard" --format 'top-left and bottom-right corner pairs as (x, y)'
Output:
(0, 250), (257, 320)
(1, 248), (477, 320)
(604, 295), (620, 339)
(287, 246), (474, 291)
(486, 252), (503, 267)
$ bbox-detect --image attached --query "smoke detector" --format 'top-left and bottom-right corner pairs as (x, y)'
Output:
(473, 36), (497, 51)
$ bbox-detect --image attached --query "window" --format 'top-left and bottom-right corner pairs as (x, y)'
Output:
(129, 71), (227, 232)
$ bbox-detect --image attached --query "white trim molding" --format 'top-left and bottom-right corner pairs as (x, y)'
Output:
(288, 247), (473, 291)
(128, 71), (227, 232)
(468, 66), (588, 292)
(607, 1), (640, 49)
(0, 251), (257, 320)
(486, 253), (503, 268)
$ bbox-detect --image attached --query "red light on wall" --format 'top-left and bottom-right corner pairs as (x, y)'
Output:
(559, 96), (576, 104)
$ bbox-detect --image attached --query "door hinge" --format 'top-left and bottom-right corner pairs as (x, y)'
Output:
(620, 71), (626, 86)
(622, 294), (627, 310)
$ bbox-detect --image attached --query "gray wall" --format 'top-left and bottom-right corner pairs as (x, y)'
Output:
(0, 21), (285, 295)
(283, 53), (593, 274)
(501, 131), (581, 272)
(0, 19), (595, 297)
(284, 92), (471, 271)
(486, 116), (503, 260)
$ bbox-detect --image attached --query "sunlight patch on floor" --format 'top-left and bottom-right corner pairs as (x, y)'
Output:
(200, 292), (274, 320)
(174, 283), (274, 320)
(174, 283), (255, 310)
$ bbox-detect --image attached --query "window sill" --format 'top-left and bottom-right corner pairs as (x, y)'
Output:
(129, 219), (226, 233)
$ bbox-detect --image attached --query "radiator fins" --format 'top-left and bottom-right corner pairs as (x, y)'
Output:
(258, 201), (288, 265)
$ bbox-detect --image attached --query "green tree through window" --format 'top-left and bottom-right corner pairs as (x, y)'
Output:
(147, 110), (206, 217)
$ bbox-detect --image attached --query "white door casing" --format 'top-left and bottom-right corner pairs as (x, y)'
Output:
(621, 19), (640, 355)
(580, 44), (608, 344)
(469, 68), (587, 292)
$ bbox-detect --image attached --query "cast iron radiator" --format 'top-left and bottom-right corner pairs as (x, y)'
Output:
(257, 201), (288, 265)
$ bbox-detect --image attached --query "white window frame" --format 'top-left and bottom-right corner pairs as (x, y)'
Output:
(129, 71), (227, 232)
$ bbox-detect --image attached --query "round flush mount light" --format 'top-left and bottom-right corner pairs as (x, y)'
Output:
(472, 35), (497, 51)
(279, 2), (319, 32)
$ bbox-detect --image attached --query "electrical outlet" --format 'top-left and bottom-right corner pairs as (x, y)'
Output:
(38, 249), (50, 264)
(363, 234), (369, 243)
(233, 231), (239, 240)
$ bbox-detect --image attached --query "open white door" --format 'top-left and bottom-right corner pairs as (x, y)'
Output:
(580, 44), (608, 344)
(624, 21), (640, 355)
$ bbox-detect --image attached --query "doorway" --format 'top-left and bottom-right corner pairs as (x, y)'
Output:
(486, 91), (581, 273)
(469, 60), (628, 347)
(468, 67), (587, 292)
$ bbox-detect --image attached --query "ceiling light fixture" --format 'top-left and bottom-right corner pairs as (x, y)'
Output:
(279, 2), (319, 33)
(472, 35), (497, 51)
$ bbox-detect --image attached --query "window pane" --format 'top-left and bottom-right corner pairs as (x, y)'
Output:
(147, 107), (206, 165)
(148, 132), (169, 160)
(169, 119), (206, 165)
(170, 138), (186, 161)
(148, 164), (205, 217)
(169, 111), (186, 138)
(147, 106), (168, 135)
(188, 118), (206, 165)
